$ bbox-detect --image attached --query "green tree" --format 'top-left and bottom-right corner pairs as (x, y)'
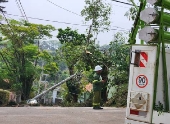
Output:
(81, 1), (112, 103)
(56, 27), (86, 102)
(124, 0), (139, 21)
(109, 32), (130, 86)
(105, 32), (129, 106)
(0, 19), (56, 100)
(81, 0), (111, 44)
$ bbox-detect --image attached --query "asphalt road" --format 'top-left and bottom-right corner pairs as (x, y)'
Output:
(0, 107), (126, 124)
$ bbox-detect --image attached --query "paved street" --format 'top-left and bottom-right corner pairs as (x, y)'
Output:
(0, 107), (126, 124)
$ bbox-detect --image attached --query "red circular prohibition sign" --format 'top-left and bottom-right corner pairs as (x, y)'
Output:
(136, 75), (148, 88)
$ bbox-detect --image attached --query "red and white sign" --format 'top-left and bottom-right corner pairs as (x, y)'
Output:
(140, 52), (148, 67)
(136, 75), (148, 88)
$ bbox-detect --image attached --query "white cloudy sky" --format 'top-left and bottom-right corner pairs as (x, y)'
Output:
(2, 0), (136, 45)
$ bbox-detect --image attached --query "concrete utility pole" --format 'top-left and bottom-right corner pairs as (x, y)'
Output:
(27, 73), (81, 104)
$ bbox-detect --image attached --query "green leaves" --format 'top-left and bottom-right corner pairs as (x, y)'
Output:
(108, 32), (130, 86)
(56, 27), (87, 102)
(81, 0), (111, 33)
(11, 82), (22, 92)
(1, 19), (55, 44)
(23, 44), (38, 58)
(125, 7), (138, 21)
(125, 0), (138, 21)
(0, 19), (56, 99)
(44, 62), (58, 75)
(38, 50), (52, 61)
(56, 28), (86, 70)
(57, 27), (86, 45)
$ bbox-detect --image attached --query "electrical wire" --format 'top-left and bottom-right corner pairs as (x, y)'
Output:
(6, 13), (88, 26)
(1, 12), (16, 36)
(46, 0), (81, 17)
(112, 4), (130, 8)
(16, 0), (28, 21)
(111, 0), (138, 7)
(111, 28), (130, 32)
(15, 0), (25, 20)
(5, 13), (130, 31)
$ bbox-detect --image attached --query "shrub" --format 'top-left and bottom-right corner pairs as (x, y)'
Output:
(0, 80), (11, 89)
(0, 89), (10, 106)
(105, 83), (128, 107)
(7, 100), (17, 106)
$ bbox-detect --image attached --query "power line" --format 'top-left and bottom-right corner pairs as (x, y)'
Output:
(6, 13), (88, 26)
(6, 13), (130, 31)
(112, 25), (130, 30)
(15, 0), (28, 21)
(1, 12), (16, 36)
(112, 4), (130, 8)
(111, 28), (129, 32)
(16, 0), (28, 21)
(15, 0), (25, 19)
(111, 0), (137, 7)
(46, 0), (81, 17)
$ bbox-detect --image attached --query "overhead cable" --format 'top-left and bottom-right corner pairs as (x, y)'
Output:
(112, 4), (130, 8)
(46, 0), (81, 17)
(17, 0), (28, 21)
(6, 13), (130, 31)
(111, 0), (139, 7)
(6, 13), (88, 26)
(15, 0), (24, 17)
(15, 0), (28, 21)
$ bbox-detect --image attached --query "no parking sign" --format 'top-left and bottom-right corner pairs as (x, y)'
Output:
(136, 75), (148, 88)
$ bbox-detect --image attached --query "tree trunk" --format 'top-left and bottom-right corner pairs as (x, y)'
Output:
(101, 65), (109, 103)
(21, 75), (34, 100)
(68, 66), (78, 103)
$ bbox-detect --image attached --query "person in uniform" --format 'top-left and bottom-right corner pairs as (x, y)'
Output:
(92, 65), (106, 109)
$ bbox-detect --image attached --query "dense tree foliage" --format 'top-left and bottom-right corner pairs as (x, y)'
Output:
(81, 0), (112, 103)
(56, 27), (86, 102)
(108, 32), (130, 86)
(0, 19), (57, 100)
(105, 33), (130, 107)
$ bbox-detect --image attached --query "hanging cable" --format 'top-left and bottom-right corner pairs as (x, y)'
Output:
(111, 0), (138, 7)
(6, 13), (88, 26)
(15, 0), (25, 20)
(46, 0), (82, 17)
(5, 13), (130, 31)
(112, 4), (130, 8)
(1, 12), (16, 36)
(16, 0), (28, 21)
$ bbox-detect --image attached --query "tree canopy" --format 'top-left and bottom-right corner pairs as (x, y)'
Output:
(0, 19), (57, 100)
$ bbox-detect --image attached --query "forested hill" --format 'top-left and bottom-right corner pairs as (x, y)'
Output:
(39, 40), (61, 51)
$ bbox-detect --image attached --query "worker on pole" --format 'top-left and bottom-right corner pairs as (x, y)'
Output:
(92, 65), (106, 109)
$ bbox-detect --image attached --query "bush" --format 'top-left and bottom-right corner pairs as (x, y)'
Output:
(59, 92), (93, 107)
(0, 80), (11, 89)
(7, 100), (17, 106)
(0, 89), (10, 106)
(105, 83), (128, 107)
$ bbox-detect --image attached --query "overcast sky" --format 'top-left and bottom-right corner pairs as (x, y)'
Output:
(2, 0), (134, 46)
